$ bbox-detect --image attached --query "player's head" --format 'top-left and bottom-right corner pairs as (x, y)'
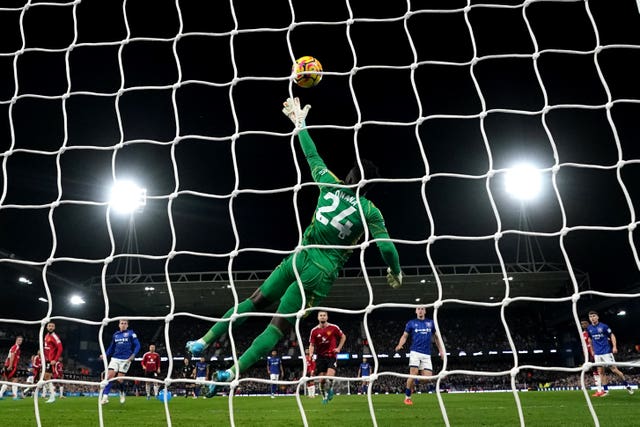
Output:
(362, 357), (367, 363)
(149, 344), (156, 352)
(183, 357), (189, 364)
(199, 356), (205, 362)
(580, 320), (589, 330)
(588, 310), (599, 324)
(317, 311), (329, 325)
(15, 335), (23, 345)
(415, 306), (426, 319)
(46, 322), (55, 333)
(344, 159), (380, 196)
(119, 319), (129, 331)
(271, 350), (278, 356)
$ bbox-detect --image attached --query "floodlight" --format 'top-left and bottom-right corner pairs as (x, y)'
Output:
(69, 295), (86, 305)
(109, 180), (147, 214)
(505, 164), (542, 200)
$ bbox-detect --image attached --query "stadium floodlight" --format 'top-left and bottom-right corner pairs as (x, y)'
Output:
(504, 163), (542, 200)
(69, 295), (86, 305)
(109, 180), (147, 215)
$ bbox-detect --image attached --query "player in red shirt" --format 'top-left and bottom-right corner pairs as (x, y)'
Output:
(304, 348), (316, 398)
(0, 335), (23, 400)
(53, 358), (65, 398)
(308, 311), (346, 404)
(43, 322), (63, 403)
(140, 344), (161, 399)
(581, 320), (601, 394)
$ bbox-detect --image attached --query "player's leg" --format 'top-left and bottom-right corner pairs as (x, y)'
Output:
(219, 319), (291, 381)
(44, 364), (56, 403)
(217, 271), (312, 382)
(404, 366), (419, 405)
(0, 373), (7, 399)
(117, 372), (127, 403)
(325, 365), (337, 402)
(101, 368), (116, 404)
(610, 365), (633, 394)
(188, 255), (297, 356)
(145, 378), (151, 399)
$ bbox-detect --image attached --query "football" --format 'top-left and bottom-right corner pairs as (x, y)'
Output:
(293, 56), (323, 88)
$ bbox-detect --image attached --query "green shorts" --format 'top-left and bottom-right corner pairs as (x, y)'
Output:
(259, 249), (338, 324)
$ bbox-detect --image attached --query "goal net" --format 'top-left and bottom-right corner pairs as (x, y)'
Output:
(1, 0), (639, 426)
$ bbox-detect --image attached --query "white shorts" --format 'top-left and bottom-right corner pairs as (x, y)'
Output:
(594, 353), (616, 366)
(107, 357), (131, 374)
(270, 373), (279, 381)
(195, 376), (206, 383)
(409, 351), (433, 372)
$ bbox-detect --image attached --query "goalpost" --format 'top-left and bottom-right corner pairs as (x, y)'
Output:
(1, 1), (640, 426)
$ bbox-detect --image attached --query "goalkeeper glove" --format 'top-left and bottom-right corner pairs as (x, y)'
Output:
(282, 97), (311, 128)
(387, 267), (403, 289)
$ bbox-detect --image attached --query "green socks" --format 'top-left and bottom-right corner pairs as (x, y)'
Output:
(202, 299), (256, 345)
(236, 324), (284, 374)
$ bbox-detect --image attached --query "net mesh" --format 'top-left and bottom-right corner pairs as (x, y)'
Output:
(1, 1), (639, 426)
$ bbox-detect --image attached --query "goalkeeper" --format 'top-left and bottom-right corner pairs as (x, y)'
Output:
(187, 97), (403, 387)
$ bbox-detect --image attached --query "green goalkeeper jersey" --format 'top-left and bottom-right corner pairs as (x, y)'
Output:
(297, 129), (401, 275)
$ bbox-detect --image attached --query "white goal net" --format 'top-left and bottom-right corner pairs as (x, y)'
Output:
(1, 1), (640, 426)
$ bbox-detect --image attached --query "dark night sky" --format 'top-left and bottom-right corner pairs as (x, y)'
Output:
(0, 0), (639, 320)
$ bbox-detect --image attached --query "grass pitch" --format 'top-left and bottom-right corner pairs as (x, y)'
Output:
(1, 390), (637, 427)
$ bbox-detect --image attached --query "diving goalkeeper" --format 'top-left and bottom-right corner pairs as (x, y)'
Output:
(186, 97), (403, 387)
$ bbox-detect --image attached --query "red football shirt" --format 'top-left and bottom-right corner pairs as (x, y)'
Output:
(3, 344), (20, 369)
(141, 351), (161, 372)
(309, 323), (344, 357)
(43, 332), (63, 362)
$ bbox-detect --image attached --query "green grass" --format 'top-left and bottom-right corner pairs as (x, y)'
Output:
(1, 391), (638, 427)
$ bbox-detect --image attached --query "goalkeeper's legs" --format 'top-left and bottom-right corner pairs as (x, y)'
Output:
(189, 257), (297, 356)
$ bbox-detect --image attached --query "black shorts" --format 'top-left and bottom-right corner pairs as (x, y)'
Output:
(315, 356), (337, 374)
(45, 362), (55, 374)
(144, 371), (158, 378)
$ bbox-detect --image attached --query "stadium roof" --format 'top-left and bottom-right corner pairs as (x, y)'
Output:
(87, 262), (587, 318)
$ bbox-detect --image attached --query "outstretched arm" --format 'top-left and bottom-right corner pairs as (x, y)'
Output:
(282, 97), (336, 183)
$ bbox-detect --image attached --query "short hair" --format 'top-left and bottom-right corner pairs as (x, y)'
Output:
(588, 310), (598, 316)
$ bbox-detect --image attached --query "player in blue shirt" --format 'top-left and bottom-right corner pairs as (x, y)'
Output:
(357, 357), (371, 394)
(193, 357), (209, 398)
(267, 350), (283, 398)
(395, 306), (444, 406)
(585, 310), (632, 397)
(99, 319), (141, 405)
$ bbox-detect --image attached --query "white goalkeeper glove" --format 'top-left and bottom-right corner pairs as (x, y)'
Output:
(282, 97), (311, 128)
(387, 267), (403, 289)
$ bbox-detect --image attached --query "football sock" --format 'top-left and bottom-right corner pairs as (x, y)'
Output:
(236, 324), (284, 374)
(405, 388), (412, 398)
(202, 299), (256, 345)
(103, 381), (113, 395)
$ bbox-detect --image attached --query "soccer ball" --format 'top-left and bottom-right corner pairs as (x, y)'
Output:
(293, 56), (323, 88)
(157, 389), (172, 402)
